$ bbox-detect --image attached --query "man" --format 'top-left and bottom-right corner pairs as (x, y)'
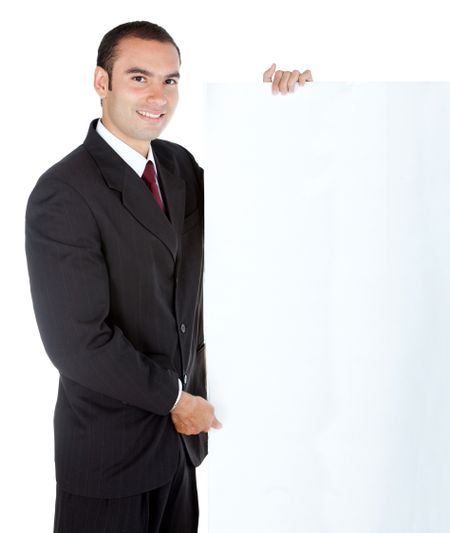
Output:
(25, 21), (312, 533)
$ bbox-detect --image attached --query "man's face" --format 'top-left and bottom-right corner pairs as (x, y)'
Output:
(94, 37), (180, 156)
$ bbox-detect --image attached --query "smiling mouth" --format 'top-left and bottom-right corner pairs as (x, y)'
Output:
(137, 110), (165, 120)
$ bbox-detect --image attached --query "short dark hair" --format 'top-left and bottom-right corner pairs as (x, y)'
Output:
(97, 21), (181, 90)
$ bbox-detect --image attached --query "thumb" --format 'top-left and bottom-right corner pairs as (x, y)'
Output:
(263, 63), (276, 82)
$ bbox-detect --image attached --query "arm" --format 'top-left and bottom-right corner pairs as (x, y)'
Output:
(25, 176), (179, 416)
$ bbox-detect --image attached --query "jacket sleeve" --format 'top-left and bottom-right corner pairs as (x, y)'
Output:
(25, 175), (179, 416)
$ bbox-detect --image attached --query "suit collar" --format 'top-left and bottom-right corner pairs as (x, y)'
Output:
(95, 118), (157, 178)
(83, 119), (185, 261)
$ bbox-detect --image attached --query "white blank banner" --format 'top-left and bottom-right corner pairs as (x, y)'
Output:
(204, 83), (450, 533)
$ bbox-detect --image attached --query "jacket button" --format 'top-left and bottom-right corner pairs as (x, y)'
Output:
(183, 373), (188, 385)
(180, 323), (186, 333)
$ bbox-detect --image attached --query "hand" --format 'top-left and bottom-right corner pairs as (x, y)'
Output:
(263, 63), (313, 95)
(170, 392), (223, 435)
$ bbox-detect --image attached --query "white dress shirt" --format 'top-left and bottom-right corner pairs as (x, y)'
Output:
(96, 118), (163, 191)
(96, 118), (183, 411)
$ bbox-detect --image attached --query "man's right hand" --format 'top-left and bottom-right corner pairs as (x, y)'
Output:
(170, 392), (222, 435)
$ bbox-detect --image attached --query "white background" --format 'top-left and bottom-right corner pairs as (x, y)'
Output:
(1, 1), (449, 532)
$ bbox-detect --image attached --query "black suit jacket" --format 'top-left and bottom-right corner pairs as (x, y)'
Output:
(25, 120), (207, 498)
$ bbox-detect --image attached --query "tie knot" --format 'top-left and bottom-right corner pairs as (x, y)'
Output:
(142, 160), (156, 186)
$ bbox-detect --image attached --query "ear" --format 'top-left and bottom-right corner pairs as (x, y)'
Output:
(94, 66), (110, 98)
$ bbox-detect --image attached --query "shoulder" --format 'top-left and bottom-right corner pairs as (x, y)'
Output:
(25, 146), (105, 236)
(152, 139), (202, 175)
(152, 139), (204, 198)
(27, 143), (104, 203)
(152, 138), (195, 159)
(32, 145), (98, 189)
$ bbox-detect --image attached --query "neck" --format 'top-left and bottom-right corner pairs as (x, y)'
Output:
(100, 117), (149, 158)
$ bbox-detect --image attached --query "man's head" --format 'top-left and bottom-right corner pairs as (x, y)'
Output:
(97, 21), (181, 91)
(94, 21), (181, 155)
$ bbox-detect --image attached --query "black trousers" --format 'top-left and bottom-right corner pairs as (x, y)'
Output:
(53, 438), (199, 533)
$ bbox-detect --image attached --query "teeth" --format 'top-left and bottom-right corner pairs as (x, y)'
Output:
(138, 110), (162, 118)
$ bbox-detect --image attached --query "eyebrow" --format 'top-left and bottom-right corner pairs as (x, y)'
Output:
(125, 67), (180, 78)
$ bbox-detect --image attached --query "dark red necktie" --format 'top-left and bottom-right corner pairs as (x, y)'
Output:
(142, 160), (165, 212)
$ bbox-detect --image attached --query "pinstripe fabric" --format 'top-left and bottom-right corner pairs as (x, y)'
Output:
(25, 120), (207, 499)
(53, 437), (199, 533)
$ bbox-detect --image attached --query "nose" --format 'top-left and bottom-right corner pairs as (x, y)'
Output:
(145, 82), (167, 107)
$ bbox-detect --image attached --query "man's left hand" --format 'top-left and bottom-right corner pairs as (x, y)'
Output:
(263, 63), (313, 95)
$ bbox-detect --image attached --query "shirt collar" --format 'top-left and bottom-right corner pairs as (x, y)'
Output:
(96, 118), (157, 178)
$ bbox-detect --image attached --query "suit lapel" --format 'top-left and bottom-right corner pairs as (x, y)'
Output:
(83, 121), (185, 261)
(152, 141), (186, 244)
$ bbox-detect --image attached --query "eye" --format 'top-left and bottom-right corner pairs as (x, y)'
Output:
(165, 78), (178, 85)
(132, 76), (146, 83)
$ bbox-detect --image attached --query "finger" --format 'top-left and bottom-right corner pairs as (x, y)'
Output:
(278, 71), (292, 95)
(271, 69), (283, 94)
(287, 70), (301, 93)
(299, 69), (313, 84)
(263, 63), (276, 82)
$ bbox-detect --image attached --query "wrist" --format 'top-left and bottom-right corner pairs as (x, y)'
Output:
(170, 379), (183, 412)
(171, 391), (193, 414)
